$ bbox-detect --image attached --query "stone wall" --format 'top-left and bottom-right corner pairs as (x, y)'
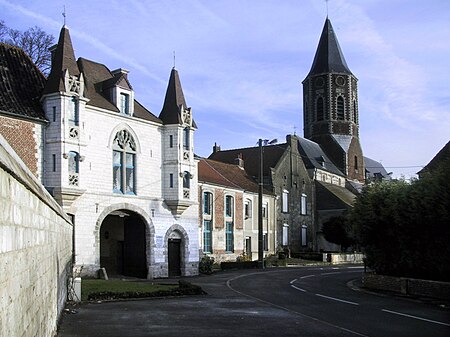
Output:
(362, 273), (450, 300)
(0, 134), (73, 337)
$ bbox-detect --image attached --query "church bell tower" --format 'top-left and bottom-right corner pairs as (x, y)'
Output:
(302, 18), (364, 182)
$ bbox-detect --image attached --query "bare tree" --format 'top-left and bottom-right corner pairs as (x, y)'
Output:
(0, 20), (54, 75)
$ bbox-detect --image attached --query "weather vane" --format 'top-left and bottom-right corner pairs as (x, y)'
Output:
(325, 0), (329, 17)
(173, 51), (176, 69)
(293, 125), (297, 136)
(62, 5), (66, 26)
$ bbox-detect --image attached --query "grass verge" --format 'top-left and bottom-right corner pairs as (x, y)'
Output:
(81, 279), (203, 301)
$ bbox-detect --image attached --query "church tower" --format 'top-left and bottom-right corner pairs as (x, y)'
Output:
(302, 18), (364, 182)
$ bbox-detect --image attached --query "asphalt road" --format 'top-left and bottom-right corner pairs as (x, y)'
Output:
(58, 266), (450, 337)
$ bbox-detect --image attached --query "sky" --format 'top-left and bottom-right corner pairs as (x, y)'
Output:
(1, 0), (449, 179)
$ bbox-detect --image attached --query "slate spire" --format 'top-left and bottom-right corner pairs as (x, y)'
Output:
(42, 26), (80, 95)
(159, 67), (196, 127)
(307, 18), (352, 76)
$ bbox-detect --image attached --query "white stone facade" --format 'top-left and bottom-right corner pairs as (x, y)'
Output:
(39, 27), (199, 278)
(41, 97), (199, 278)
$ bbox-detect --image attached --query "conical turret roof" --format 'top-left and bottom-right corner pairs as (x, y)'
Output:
(307, 18), (352, 76)
(159, 68), (196, 127)
(42, 26), (79, 95)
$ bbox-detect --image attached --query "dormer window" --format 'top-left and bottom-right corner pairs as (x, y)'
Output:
(120, 93), (130, 114)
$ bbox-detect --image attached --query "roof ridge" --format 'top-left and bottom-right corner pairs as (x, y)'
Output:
(203, 159), (243, 190)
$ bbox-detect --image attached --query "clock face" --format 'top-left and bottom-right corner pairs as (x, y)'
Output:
(335, 76), (345, 86)
(315, 77), (324, 87)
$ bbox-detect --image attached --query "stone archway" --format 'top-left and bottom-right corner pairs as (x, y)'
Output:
(95, 204), (154, 278)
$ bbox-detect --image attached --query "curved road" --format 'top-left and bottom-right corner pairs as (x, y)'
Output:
(227, 266), (450, 337)
(59, 266), (450, 337)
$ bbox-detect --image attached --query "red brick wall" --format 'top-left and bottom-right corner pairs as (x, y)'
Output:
(235, 193), (243, 230)
(0, 116), (38, 176)
(214, 189), (224, 228)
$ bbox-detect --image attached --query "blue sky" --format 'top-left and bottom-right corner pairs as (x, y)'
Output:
(1, 0), (449, 178)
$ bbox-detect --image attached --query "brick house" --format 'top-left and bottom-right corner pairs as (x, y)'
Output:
(0, 43), (47, 179)
(198, 157), (276, 262)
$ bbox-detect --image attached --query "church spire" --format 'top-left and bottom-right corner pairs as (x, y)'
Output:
(307, 18), (352, 77)
(159, 68), (196, 127)
(42, 26), (79, 95)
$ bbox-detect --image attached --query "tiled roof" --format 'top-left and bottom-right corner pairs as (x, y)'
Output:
(208, 144), (287, 178)
(306, 18), (352, 77)
(199, 158), (273, 195)
(0, 43), (47, 121)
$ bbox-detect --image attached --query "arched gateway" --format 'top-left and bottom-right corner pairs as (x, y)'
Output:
(96, 204), (154, 278)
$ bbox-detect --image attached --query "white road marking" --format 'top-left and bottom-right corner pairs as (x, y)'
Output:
(289, 279), (297, 284)
(315, 293), (359, 306)
(300, 274), (316, 279)
(382, 309), (450, 327)
(291, 285), (307, 292)
(347, 266), (364, 269)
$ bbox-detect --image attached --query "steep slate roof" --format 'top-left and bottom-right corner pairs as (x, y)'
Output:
(307, 18), (353, 77)
(418, 141), (450, 176)
(159, 68), (197, 128)
(199, 158), (273, 195)
(208, 143), (288, 179)
(364, 156), (391, 180)
(0, 43), (47, 122)
(297, 137), (345, 176)
(43, 26), (161, 124)
(43, 26), (79, 95)
(315, 180), (356, 210)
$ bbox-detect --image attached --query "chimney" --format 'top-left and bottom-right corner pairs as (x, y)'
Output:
(111, 68), (130, 79)
(213, 142), (221, 153)
(234, 153), (244, 169)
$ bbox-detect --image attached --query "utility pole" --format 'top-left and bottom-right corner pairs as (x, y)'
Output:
(258, 139), (264, 269)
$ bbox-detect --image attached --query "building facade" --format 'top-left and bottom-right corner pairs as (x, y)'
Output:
(38, 26), (199, 278)
(209, 135), (315, 254)
(198, 158), (277, 262)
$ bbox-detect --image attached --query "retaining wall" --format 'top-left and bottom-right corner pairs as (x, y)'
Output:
(323, 253), (364, 264)
(0, 134), (73, 337)
(362, 273), (450, 300)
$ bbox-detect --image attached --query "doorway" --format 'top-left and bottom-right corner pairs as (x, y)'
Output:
(168, 239), (181, 277)
(100, 210), (147, 278)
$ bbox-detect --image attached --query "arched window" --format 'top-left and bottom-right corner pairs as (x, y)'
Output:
(337, 96), (345, 120)
(316, 97), (324, 121)
(68, 151), (79, 186)
(353, 100), (357, 123)
(112, 130), (136, 194)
